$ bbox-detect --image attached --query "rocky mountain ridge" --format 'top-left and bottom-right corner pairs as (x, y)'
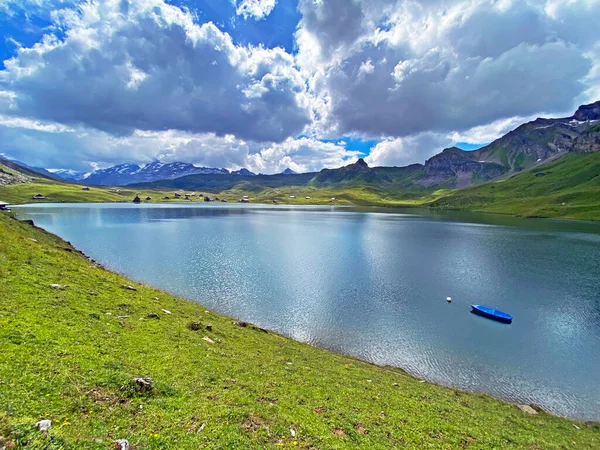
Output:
(417, 100), (600, 187)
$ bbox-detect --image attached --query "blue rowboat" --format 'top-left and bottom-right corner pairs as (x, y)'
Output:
(470, 305), (513, 324)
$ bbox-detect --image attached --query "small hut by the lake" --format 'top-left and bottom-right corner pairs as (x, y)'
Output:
(133, 195), (141, 204)
(32, 194), (45, 200)
(81, 186), (90, 191)
(0, 201), (10, 211)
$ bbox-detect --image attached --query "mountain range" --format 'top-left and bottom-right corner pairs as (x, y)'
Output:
(130, 101), (600, 193)
(3, 101), (600, 196)
(46, 161), (309, 186)
(47, 161), (261, 186)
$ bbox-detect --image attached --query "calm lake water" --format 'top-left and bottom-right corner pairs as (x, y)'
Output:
(15, 203), (600, 420)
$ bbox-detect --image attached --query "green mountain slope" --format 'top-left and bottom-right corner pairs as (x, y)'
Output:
(133, 172), (316, 192)
(429, 151), (600, 220)
(0, 157), (55, 180)
(417, 101), (600, 188)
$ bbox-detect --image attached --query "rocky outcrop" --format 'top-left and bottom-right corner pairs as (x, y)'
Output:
(231, 168), (256, 176)
(573, 101), (600, 121)
(420, 147), (508, 188)
(418, 100), (600, 187)
(572, 129), (600, 153)
(0, 167), (31, 186)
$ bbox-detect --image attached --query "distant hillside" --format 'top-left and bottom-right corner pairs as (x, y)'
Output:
(49, 169), (87, 182)
(133, 159), (430, 199)
(0, 157), (55, 180)
(133, 172), (317, 192)
(80, 161), (231, 186)
(418, 101), (600, 188)
(430, 150), (600, 220)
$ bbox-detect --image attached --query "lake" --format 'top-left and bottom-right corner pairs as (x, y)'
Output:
(15, 203), (600, 420)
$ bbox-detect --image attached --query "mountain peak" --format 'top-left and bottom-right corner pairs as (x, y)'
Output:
(573, 100), (600, 122)
(355, 158), (368, 168)
(231, 168), (256, 176)
(281, 168), (297, 175)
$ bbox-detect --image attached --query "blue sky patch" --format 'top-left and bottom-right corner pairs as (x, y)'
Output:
(454, 142), (488, 151)
(169, 0), (301, 52)
(322, 137), (380, 159)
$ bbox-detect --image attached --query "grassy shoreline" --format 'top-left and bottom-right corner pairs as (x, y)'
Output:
(1, 210), (599, 448)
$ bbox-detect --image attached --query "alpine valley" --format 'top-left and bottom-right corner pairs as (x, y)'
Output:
(1, 101), (600, 220)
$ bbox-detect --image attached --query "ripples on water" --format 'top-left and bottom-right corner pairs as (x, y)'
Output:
(15, 203), (600, 420)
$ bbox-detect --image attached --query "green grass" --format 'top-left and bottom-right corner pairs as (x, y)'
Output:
(429, 152), (600, 220)
(0, 167), (239, 206)
(1, 206), (599, 448)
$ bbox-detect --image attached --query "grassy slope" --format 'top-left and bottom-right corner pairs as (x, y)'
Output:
(428, 151), (600, 220)
(0, 167), (442, 209)
(1, 215), (599, 449)
(0, 165), (241, 205)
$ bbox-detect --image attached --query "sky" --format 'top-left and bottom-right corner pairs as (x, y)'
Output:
(0, 0), (599, 174)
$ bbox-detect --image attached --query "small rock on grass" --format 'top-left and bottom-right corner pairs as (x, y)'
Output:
(517, 404), (538, 415)
(233, 321), (247, 327)
(114, 439), (129, 450)
(133, 377), (154, 393)
(49, 284), (66, 290)
(189, 322), (202, 331)
(35, 419), (51, 432)
(205, 324), (213, 332)
(203, 336), (215, 344)
(121, 285), (137, 291)
(147, 312), (160, 319)
(161, 309), (172, 315)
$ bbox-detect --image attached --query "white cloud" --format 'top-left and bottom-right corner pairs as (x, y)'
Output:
(235, 0), (277, 20)
(249, 137), (361, 173)
(297, 0), (600, 139)
(447, 116), (537, 145)
(0, 115), (74, 133)
(1, 0), (309, 142)
(366, 133), (452, 167)
(0, 121), (359, 174)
